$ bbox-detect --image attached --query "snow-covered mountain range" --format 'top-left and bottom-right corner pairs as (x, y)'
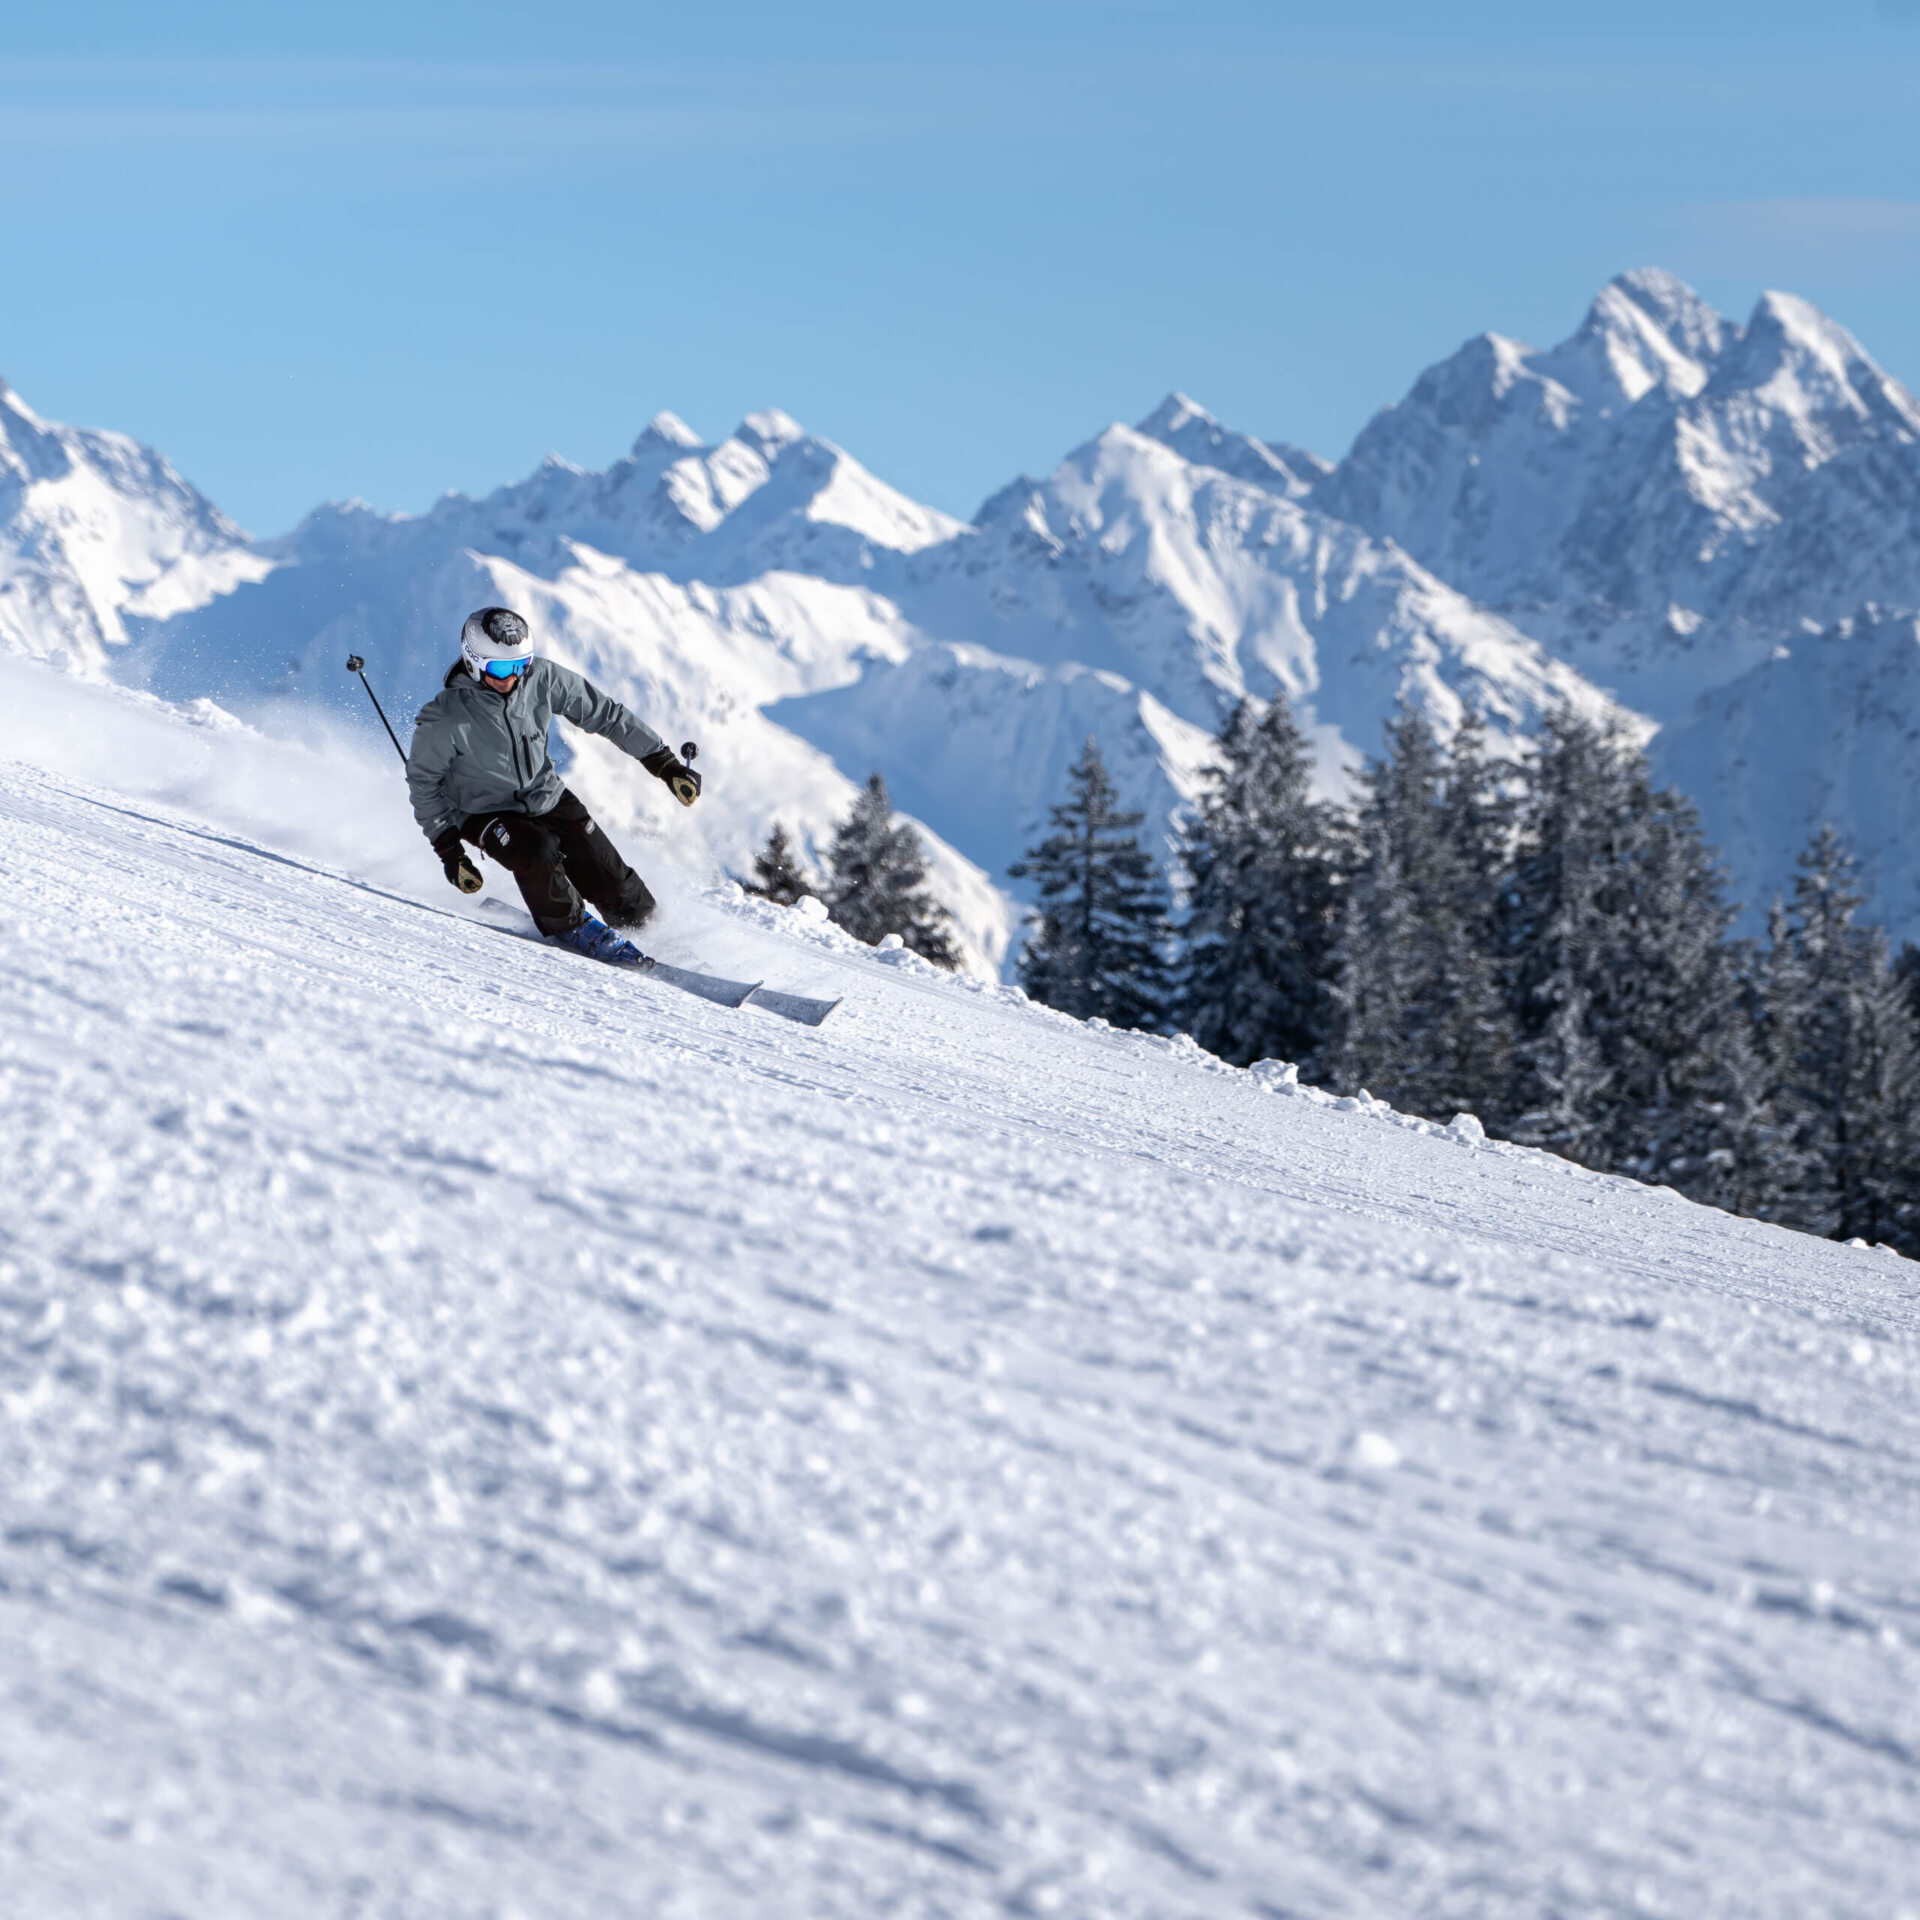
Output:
(9, 267), (1920, 956)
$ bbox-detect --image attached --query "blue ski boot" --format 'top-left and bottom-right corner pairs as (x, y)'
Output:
(550, 916), (651, 968)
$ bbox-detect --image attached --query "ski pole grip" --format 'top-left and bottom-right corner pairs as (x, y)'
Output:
(666, 741), (701, 807)
(345, 654), (409, 767)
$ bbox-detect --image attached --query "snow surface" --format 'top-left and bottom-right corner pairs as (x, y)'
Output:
(4, 677), (1919, 1918)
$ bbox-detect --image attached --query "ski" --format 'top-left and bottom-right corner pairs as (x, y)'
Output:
(747, 985), (843, 1027)
(643, 959), (762, 1010)
(470, 898), (835, 1022)
(645, 965), (841, 1025)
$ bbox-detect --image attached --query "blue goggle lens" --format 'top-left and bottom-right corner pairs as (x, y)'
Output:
(482, 656), (531, 680)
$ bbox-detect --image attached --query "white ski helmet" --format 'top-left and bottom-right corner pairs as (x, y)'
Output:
(460, 606), (534, 681)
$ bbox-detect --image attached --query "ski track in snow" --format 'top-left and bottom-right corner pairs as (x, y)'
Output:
(3, 758), (1919, 1919)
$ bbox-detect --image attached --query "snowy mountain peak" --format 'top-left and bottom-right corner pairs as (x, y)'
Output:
(1558, 270), (1727, 404)
(0, 381), (269, 673)
(1, 380), (76, 485)
(1138, 390), (1209, 434)
(1134, 391), (1326, 499)
(1340, 273), (1737, 466)
(1604, 268), (1726, 359)
(737, 408), (807, 454)
(1320, 270), (1920, 635)
(1611, 265), (1725, 341)
(1392, 331), (1563, 433)
(631, 410), (703, 456)
(638, 414), (964, 563)
(1713, 290), (1920, 440)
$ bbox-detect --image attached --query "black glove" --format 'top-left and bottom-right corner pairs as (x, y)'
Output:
(433, 831), (483, 894)
(642, 746), (702, 807)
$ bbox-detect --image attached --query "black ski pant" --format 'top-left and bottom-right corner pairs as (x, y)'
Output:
(462, 788), (656, 937)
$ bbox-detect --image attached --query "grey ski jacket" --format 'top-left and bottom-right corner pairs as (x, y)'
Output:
(406, 657), (665, 845)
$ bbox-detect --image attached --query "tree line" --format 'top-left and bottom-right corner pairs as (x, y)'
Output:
(743, 774), (960, 969)
(743, 701), (1920, 1256)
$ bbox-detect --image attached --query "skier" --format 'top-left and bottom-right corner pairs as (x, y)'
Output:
(407, 606), (702, 963)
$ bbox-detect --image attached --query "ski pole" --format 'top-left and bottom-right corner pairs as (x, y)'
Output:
(672, 740), (701, 806)
(345, 654), (408, 768)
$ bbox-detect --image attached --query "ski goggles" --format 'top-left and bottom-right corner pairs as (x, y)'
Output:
(480, 655), (532, 681)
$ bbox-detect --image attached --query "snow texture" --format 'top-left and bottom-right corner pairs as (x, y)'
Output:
(3, 671), (1918, 1918)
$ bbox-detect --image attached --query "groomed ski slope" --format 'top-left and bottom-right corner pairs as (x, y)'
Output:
(3, 687), (1919, 1919)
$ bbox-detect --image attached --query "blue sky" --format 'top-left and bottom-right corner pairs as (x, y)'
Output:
(7, 2), (1920, 533)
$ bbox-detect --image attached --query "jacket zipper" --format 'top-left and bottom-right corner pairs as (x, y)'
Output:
(500, 681), (533, 795)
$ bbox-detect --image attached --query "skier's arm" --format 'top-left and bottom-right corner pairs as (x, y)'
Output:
(545, 662), (665, 761)
(406, 716), (485, 891)
(546, 663), (701, 806)
(405, 708), (463, 846)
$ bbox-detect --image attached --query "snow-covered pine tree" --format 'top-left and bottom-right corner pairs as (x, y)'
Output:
(1432, 708), (1519, 1126)
(1009, 737), (1171, 1030)
(823, 774), (960, 969)
(1764, 827), (1920, 1248)
(1612, 784), (1773, 1210)
(1696, 950), (1787, 1221)
(1746, 899), (1822, 1225)
(1325, 705), (1512, 1123)
(1501, 711), (1760, 1196)
(742, 822), (815, 907)
(1325, 708), (1435, 1103)
(1176, 695), (1349, 1070)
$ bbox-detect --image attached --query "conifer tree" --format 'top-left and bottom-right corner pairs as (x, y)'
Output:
(1176, 695), (1350, 1069)
(824, 774), (960, 969)
(1009, 737), (1171, 1029)
(1431, 709), (1519, 1124)
(1764, 827), (1920, 1247)
(742, 822), (815, 907)
(1326, 705), (1512, 1123)
(1617, 795), (1771, 1208)
(1695, 952), (1786, 1220)
(1501, 711), (1761, 1194)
